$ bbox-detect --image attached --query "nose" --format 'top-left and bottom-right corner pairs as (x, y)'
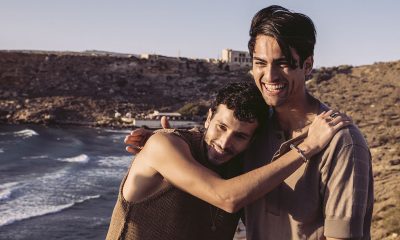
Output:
(218, 132), (234, 151)
(261, 64), (280, 83)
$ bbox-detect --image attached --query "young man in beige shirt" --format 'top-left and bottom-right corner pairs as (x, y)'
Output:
(126, 6), (373, 240)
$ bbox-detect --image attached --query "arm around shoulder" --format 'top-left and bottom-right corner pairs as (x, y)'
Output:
(137, 132), (235, 211)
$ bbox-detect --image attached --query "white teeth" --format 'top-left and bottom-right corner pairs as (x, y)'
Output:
(264, 84), (285, 91)
(212, 144), (224, 154)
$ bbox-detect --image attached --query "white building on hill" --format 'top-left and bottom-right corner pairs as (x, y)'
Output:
(221, 49), (251, 67)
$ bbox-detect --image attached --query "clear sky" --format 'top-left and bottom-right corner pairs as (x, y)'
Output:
(1, 0), (399, 67)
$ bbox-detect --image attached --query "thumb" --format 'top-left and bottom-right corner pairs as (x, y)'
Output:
(161, 116), (171, 129)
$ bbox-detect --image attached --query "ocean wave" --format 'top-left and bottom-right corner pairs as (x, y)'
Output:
(0, 189), (13, 201)
(97, 155), (132, 168)
(13, 129), (39, 138)
(0, 194), (101, 227)
(103, 129), (131, 134)
(22, 155), (48, 160)
(0, 182), (21, 201)
(57, 154), (90, 163)
(0, 148), (4, 153)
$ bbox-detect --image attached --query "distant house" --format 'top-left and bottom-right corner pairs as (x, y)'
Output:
(140, 53), (175, 61)
(221, 49), (251, 67)
(132, 110), (200, 129)
(146, 110), (182, 120)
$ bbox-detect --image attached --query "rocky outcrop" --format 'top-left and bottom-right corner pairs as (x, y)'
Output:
(0, 50), (251, 126)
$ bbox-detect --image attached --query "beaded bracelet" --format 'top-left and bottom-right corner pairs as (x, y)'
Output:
(289, 144), (308, 163)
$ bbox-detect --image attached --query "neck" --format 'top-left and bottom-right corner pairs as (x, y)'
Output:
(275, 92), (319, 139)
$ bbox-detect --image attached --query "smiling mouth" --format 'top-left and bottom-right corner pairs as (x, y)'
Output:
(211, 143), (232, 156)
(262, 83), (287, 94)
(212, 143), (225, 154)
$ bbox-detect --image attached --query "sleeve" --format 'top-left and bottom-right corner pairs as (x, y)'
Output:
(323, 142), (372, 239)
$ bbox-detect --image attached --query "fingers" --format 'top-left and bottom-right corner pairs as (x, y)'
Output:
(317, 111), (352, 137)
(130, 128), (148, 137)
(318, 110), (351, 125)
(124, 128), (151, 154)
(313, 110), (334, 124)
(125, 128), (151, 143)
(331, 120), (351, 132)
(309, 110), (349, 135)
(124, 134), (144, 144)
(329, 114), (352, 130)
(305, 109), (353, 153)
(161, 116), (171, 129)
(125, 146), (141, 155)
(319, 110), (332, 119)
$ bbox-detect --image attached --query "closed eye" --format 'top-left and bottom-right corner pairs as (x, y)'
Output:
(234, 133), (250, 141)
(275, 60), (289, 68)
(253, 57), (267, 66)
(254, 61), (266, 66)
(217, 124), (227, 131)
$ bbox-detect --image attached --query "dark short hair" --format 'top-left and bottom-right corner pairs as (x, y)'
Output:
(210, 82), (268, 125)
(248, 5), (316, 68)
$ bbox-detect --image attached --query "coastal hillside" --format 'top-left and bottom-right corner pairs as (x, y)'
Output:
(0, 50), (399, 239)
(0, 50), (250, 126)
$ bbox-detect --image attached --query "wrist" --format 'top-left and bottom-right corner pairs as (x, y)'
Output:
(297, 141), (319, 159)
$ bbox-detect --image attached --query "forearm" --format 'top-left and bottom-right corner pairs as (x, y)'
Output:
(214, 142), (315, 212)
(143, 133), (317, 213)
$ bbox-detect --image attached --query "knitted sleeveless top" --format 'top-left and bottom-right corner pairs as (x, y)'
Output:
(106, 129), (242, 240)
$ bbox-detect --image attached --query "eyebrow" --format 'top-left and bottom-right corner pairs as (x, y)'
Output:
(218, 121), (252, 138)
(253, 56), (288, 63)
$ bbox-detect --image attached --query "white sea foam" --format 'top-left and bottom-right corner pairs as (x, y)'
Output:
(0, 189), (12, 201)
(103, 129), (131, 134)
(13, 129), (39, 138)
(0, 195), (100, 227)
(0, 182), (21, 201)
(57, 154), (90, 164)
(22, 155), (48, 160)
(0, 148), (4, 153)
(97, 155), (132, 168)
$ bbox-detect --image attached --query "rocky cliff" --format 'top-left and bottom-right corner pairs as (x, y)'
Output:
(0, 50), (250, 126)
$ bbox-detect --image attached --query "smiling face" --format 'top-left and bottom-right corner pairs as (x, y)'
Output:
(204, 104), (258, 165)
(252, 35), (313, 108)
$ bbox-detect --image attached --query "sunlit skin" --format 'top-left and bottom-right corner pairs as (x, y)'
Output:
(252, 35), (313, 109)
(252, 35), (319, 138)
(203, 105), (258, 165)
(121, 106), (351, 214)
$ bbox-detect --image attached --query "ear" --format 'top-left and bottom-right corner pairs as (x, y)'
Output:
(303, 56), (314, 75)
(204, 108), (212, 129)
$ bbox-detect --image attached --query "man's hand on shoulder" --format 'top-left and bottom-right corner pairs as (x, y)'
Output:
(124, 116), (171, 154)
(124, 128), (152, 154)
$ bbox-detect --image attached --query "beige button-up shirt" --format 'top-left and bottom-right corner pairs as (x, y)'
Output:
(244, 104), (373, 240)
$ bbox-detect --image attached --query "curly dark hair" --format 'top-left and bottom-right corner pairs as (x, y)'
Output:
(248, 5), (316, 69)
(210, 82), (268, 126)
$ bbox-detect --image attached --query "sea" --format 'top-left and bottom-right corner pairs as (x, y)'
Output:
(0, 124), (246, 240)
(0, 124), (132, 239)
